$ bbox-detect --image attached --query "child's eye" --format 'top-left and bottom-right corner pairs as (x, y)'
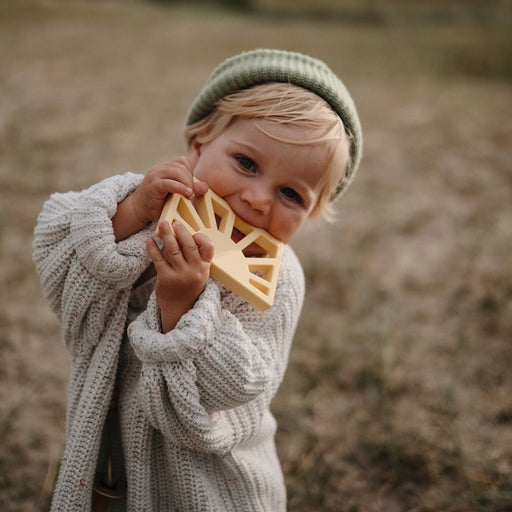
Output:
(236, 156), (256, 172)
(281, 187), (303, 204)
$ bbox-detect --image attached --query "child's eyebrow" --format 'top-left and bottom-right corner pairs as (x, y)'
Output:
(230, 140), (260, 154)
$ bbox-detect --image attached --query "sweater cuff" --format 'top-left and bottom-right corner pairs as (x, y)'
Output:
(129, 279), (222, 364)
(70, 173), (151, 288)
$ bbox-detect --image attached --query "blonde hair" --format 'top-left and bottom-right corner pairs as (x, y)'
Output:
(185, 82), (351, 220)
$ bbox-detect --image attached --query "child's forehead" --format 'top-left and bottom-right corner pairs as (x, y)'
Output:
(229, 116), (330, 147)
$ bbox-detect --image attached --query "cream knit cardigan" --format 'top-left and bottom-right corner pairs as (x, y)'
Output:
(33, 173), (305, 512)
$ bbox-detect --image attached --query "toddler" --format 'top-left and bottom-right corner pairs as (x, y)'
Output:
(33, 49), (362, 511)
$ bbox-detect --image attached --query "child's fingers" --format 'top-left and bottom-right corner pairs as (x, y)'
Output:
(158, 221), (187, 264)
(148, 159), (195, 198)
(155, 220), (213, 267)
(145, 237), (168, 271)
(193, 233), (214, 263)
(159, 178), (194, 199)
(172, 221), (203, 263)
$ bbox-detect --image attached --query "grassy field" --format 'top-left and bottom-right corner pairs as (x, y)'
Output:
(1, 1), (511, 510)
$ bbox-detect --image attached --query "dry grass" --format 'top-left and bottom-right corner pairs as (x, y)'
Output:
(1, 1), (511, 510)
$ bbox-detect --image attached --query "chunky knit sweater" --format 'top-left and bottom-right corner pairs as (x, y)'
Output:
(33, 173), (305, 512)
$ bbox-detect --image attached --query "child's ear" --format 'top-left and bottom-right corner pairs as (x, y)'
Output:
(188, 141), (202, 168)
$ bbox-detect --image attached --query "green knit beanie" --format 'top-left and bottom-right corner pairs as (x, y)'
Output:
(186, 48), (362, 200)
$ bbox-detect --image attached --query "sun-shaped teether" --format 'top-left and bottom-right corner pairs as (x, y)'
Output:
(156, 186), (284, 312)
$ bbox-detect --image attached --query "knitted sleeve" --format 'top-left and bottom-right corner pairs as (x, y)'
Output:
(33, 173), (153, 356)
(128, 247), (305, 454)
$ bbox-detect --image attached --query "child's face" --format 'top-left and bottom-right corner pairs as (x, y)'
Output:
(189, 117), (329, 244)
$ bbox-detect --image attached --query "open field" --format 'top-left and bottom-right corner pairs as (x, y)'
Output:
(1, 1), (511, 510)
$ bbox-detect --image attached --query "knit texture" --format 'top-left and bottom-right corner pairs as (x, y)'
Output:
(186, 48), (362, 199)
(33, 173), (305, 511)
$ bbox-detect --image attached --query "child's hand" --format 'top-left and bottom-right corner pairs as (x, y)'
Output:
(112, 159), (208, 242)
(131, 159), (207, 225)
(146, 220), (214, 332)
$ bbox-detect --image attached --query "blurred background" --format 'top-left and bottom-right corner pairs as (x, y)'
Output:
(1, 0), (511, 510)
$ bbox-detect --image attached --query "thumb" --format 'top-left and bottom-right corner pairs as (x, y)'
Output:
(193, 180), (209, 198)
(193, 233), (214, 263)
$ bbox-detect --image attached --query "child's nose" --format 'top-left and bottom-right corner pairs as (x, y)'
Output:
(240, 186), (272, 215)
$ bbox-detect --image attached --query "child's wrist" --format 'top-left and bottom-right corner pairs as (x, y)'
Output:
(157, 292), (201, 333)
(158, 301), (188, 333)
(126, 191), (150, 227)
(112, 192), (150, 242)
